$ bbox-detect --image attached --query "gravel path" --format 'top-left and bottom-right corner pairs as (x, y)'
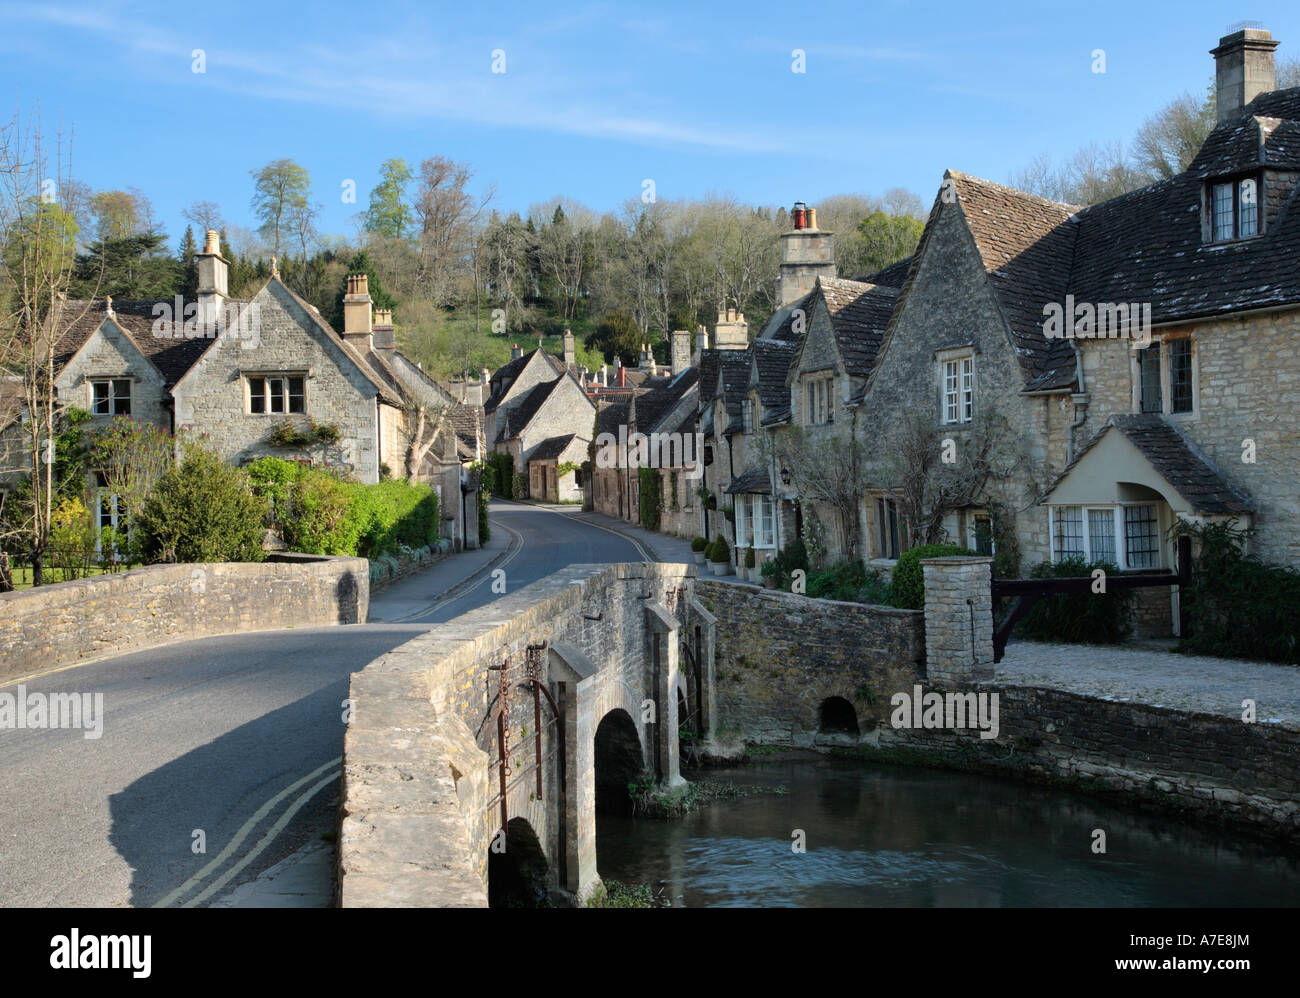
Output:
(997, 639), (1300, 727)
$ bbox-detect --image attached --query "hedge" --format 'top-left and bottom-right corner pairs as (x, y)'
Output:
(889, 544), (975, 610)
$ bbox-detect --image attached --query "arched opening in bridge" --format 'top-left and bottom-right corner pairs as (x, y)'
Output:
(677, 687), (695, 762)
(487, 817), (550, 908)
(594, 709), (644, 817)
(818, 696), (859, 736)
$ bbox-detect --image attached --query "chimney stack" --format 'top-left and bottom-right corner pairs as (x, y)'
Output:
(563, 328), (575, 368)
(342, 273), (373, 351)
(714, 306), (748, 350)
(670, 329), (691, 375)
(601, 363), (609, 386)
(777, 200), (836, 307)
(1212, 26), (1278, 124)
(196, 229), (229, 328)
(481, 366), (491, 386)
(511, 343), (523, 360)
(372, 307), (394, 350)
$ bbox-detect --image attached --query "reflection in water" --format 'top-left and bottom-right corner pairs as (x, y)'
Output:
(595, 757), (1300, 907)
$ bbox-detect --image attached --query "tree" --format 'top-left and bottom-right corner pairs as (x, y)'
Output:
(364, 158), (414, 239)
(89, 189), (155, 241)
(68, 233), (183, 300)
(412, 155), (493, 306)
(1133, 93), (1216, 181)
(0, 107), (88, 587)
(770, 424), (870, 562)
(178, 226), (198, 298)
(183, 199), (226, 235)
(85, 416), (174, 562)
(249, 158), (311, 260)
(856, 210), (925, 277)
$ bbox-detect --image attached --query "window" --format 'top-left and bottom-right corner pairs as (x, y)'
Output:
(91, 379), (132, 416)
(1209, 176), (1261, 242)
(1169, 340), (1193, 413)
(94, 485), (128, 560)
(875, 497), (900, 560)
(247, 375), (305, 414)
(969, 513), (995, 556)
(1138, 346), (1162, 413)
(941, 356), (974, 424)
(735, 495), (749, 547)
(1050, 504), (1162, 570)
(805, 375), (832, 425)
(1134, 339), (1195, 416)
(742, 398), (754, 433)
(752, 495), (774, 547)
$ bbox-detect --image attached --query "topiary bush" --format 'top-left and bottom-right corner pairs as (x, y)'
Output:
(136, 444), (266, 563)
(709, 534), (730, 563)
(1017, 557), (1132, 644)
(691, 536), (708, 553)
(889, 544), (976, 610)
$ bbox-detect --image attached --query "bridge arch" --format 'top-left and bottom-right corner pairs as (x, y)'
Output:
(488, 817), (550, 908)
(594, 708), (645, 817)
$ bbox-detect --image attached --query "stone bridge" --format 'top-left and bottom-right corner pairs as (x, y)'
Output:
(338, 562), (717, 906)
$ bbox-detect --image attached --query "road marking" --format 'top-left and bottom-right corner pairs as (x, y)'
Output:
(152, 756), (341, 908)
(392, 514), (526, 623)
(551, 509), (653, 563)
(182, 769), (340, 907)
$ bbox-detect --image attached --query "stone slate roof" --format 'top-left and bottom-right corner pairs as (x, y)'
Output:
(53, 299), (218, 387)
(752, 339), (796, 425)
(484, 349), (565, 412)
(630, 368), (698, 432)
(724, 466), (771, 495)
(854, 256), (913, 288)
(596, 400), (629, 437)
(818, 277), (900, 383)
(448, 405), (484, 458)
(946, 172), (1082, 392)
(497, 376), (565, 441)
(717, 350), (752, 432)
(696, 350), (722, 407)
(1045, 413), (1255, 516)
(528, 433), (585, 462)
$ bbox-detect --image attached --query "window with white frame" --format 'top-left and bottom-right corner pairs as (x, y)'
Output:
(247, 374), (306, 414)
(93, 474), (128, 559)
(742, 398), (754, 433)
(940, 355), (974, 424)
(968, 512), (995, 556)
(91, 379), (132, 416)
(1050, 504), (1162, 570)
(751, 494), (775, 547)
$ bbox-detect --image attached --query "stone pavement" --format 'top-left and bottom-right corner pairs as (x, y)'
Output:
(999, 638), (1300, 727)
(211, 839), (334, 908)
(367, 526), (513, 622)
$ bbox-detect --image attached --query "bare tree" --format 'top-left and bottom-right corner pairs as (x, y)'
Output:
(183, 200), (226, 234)
(412, 155), (494, 306)
(0, 108), (94, 588)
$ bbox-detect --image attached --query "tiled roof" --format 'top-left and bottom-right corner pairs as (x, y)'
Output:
(724, 466), (771, 495)
(1045, 414), (1254, 516)
(718, 350), (752, 421)
(818, 277), (900, 382)
(854, 256), (913, 288)
(529, 433), (586, 462)
(596, 400), (629, 436)
(947, 172), (1082, 392)
(484, 349), (565, 412)
(752, 339), (795, 424)
(631, 368), (698, 432)
(53, 299), (217, 386)
(697, 350), (722, 407)
(448, 405), (484, 458)
(498, 378), (557, 440)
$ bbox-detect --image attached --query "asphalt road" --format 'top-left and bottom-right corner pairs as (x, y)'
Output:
(0, 502), (645, 907)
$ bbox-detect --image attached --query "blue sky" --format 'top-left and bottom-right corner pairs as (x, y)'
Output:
(3, 0), (1299, 247)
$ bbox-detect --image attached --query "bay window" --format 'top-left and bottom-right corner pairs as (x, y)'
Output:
(1049, 504), (1162, 570)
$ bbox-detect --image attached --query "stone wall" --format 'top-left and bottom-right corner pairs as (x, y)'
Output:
(1078, 309), (1300, 568)
(0, 553), (369, 680)
(694, 578), (924, 746)
(877, 683), (1300, 836)
(340, 562), (706, 907)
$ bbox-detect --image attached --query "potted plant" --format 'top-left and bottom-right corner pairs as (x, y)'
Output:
(760, 558), (780, 589)
(723, 502), (735, 524)
(708, 534), (730, 576)
(744, 546), (756, 582)
(690, 536), (708, 565)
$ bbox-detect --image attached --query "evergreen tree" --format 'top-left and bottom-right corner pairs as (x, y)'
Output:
(178, 226), (198, 299)
(331, 250), (396, 330)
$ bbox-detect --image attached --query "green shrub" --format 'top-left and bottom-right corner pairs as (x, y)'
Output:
(709, 534), (730, 563)
(1175, 520), (1300, 663)
(889, 544), (976, 610)
(279, 471), (359, 555)
(807, 559), (878, 601)
(638, 467), (661, 531)
(136, 445), (266, 563)
(690, 536), (708, 553)
(744, 547), (756, 569)
(1017, 557), (1132, 644)
(760, 538), (809, 588)
(246, 456), (307, 522)
(484, 452), (514, 499)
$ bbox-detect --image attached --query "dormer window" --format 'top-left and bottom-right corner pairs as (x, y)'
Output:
(1208, 175), (1259, 242)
